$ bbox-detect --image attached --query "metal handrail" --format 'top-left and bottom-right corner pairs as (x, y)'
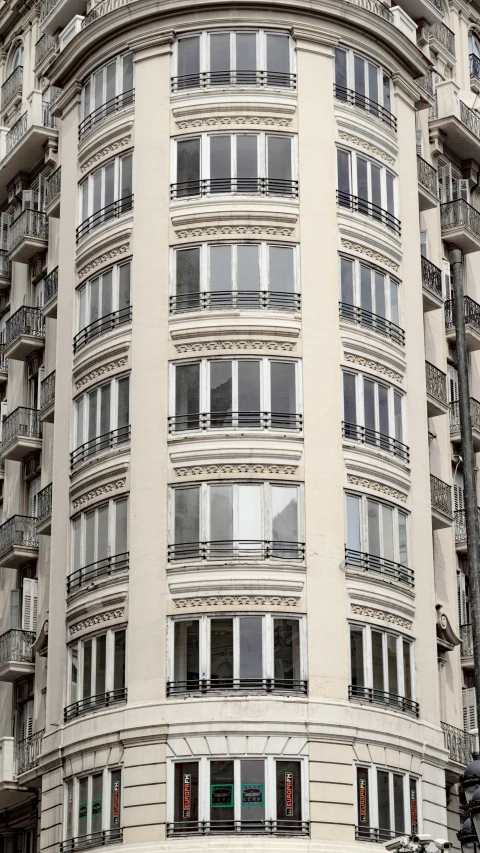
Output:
(171, 70), (296, 91)
(430, 22), (456, 57)
(170, 290), (300, 313)
(70, 426), (131, 470)
(471, 54), (480, 81)
(425, 361), (448, 406)
(339, 302), (404, 345)
(44, 267), (58, 304)
(35, 34), (57, 68)
(441, 721), (476, 764)
(345, 548), (413, 586)
(421, 255), (442, 297)
(64, 688), (127, 721)
(76, 195), (133, 241)
(2, 407), (42, 447)
(336, 190), (401, 235)
(167, 820), (309, 837)
(446, 296), (480, 332)
(15, 729), (44, 775)
(67, 552), (129, 593)
(169, 411), (303, 432)
(37, 483), (52, 522)
(79, 89), (135, 139)
(356, 827), (398, 842)
(5, 306), (44, 346)
(430, 474), (453, 517)
(0, 249), (11, 280)
(450, 398), (480, 434)
(417, 155), (438, 197)
(342, 421), (409, 462)
(46, 168), (61, 207)
(168, 539), (305, 561)
(455, 509), (468, 543)
(7, 211), (48, 253)
(60, 829), (123, 852)
(333, 85), (396, 130)
(40, 371), (55, 410)
(441, 199), (480, 240)
(0, 628), (35, 664)
(167, 677), (308, 695)
(461, 623), (474, 656)
(1, 67), (23, 109)
(81, 0), (130, 28)
(170, 178), (298, 200)
(349, 684), (419, 716)
(73, 307), (132, 352)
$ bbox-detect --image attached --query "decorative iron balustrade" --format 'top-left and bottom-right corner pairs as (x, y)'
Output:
(0, 628), (35, 665)
(168, 411), (303, 432)
(67, 552), (129, 593)
(425, 361), (448, 406)
(16, 729), (44, 775)
(171, 70), (296, 92)
(342, 422), (409, 462)
(334, 84), (396, 129)
(78, 89), (135, 139)
(2, 408), (42, 448)
(417, 155), (438, 197)
(460, 100), (480, 138)
(349, 684), (419, 716)
(344, 0), (393, 20)
(35, 34), (57, 68)
(461, 623), (474, 656)
(430, 474), (453, 517)
(0, 250), (11, 279)
(445, 296), (480, 335)
(37, 484), (52, 523)
(46, 168), (61, 208)
(40, 371), (55, 410)
(40, 0), (58, 20)
(44, 267), (58, 304)
(441, 722), (476, 764)
(336, 190), (401, 234)
(430, 22), (456, 56)
(71, 426), (131, 470)
(168, 540), (305, 562)
(60, 829), (123, 852)
(64, 688), (127, 721)
(81, 0), (130, 27)
(0, 345), (8, 374)
(73, 307), (132, 352)
(356, 827), (398, 843)
(455, 509), (468, 543)
(0, 516), (38, 557)
(441, 199), (480, 241)
(6, 113), (27, 154)
(5, 306), (44, 347)
(167, 820), (309, 837)
(416, 71), (434, 98)
(167, 677), (307, 696)
(339, 302), (404, 345)
(76, 195), (133, 241)
(345, 548), (414, 587)
(471, 54), (480, 82)
(450, 398), (480, 434)
(7, 211), (48, 254)
(171, 178), (298, 200)
(170, 290), (300, 313)
(1, 67), (23, 109)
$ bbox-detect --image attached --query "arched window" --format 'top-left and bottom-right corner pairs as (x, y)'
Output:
(10, 43), (24, 71)
(469, 31), (480, 59)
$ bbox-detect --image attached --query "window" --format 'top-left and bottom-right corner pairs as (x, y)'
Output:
(172, 133), (297, 198)
(173, 30), (295, 90)
(78, 154), (133, 240)
(10, 43), (24, 72)
(171, 357), (301, 431)
(73, 376), (130, 468)
(11, 578), (37, 632)
(355, 766), (418, 841)
(349, 624), (416, 714)
(336, 149), (399, 233)
(67, 629), (126, 719)
(342, 370), (407, 460)
(345, 492), (411, 585)
(70, 498), (129, 592)
(170, 757), (307, 834)
(81, 53), (134, 137)
(170, 481), (303, 560)
(171, 242), (300, 312)
(75, 260), (131, 352)
(334, 48), (394, 128)
(65, 768), (122, 845)
(169, 614), (306, 693)
(339, 256), (402, 343)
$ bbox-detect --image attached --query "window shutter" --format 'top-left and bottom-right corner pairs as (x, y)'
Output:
(20, 699), (34, 740)
(0, 213), (11, 250)
(10, 589), (20, 629)
(438, 164), (453, 203)
(35, 281), (44, 309)
(454, 470), (465, 510)
(447, 364), (459, 402)
(416, 130), (423, 157)
(443, 259), (453, 300)
(22, 578), (38, 632)
(453, 179), (470, 202)
(28, 477), (41, 518)
(458, 571), (469, 626)
(420, 229), (428, 259)
(0, 401), (8, 445)
(463, 687), (477, 731)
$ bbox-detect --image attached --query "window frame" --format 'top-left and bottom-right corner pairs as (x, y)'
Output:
(342, 370), (406, 445)
(336, 148), (397, 218)
(79, 153), (133, 225)
(71, 496), (129, 578)
(74, 373), (130, 451)
(334, 47), (392, 113)
(354, 763), (420, 839)
(67, 627), (127, 707)
(76, 259), (132, 339)
(172, 29), (296, 81)
(82, 52), (134, 120)
(349, 623), (416, 702)
(344, 491), (409, 568)
(64, 767), (123, 841)
(338, 254), (401, 328)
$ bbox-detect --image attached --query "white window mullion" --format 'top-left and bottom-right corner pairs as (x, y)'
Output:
(102, 768), (109, 832)
(370, 766), (378, 829)
(264, 614), (272, 679)
(397, 635), (405, 697)
(232, 244), (238, 294)
(234, 759), (241, 821)
(200, 758), (209, 822)
(106, 630), (114, 693)
(78, 641), (85, 700)
(203, 614), (210, 681)
(382, 633), (389, 694)
(91, 638), (97, 698)
(232, 360), (239, 423)
(263, 359), (270, 413)
(357, 374), (364, 429)
(364, 626), (373, 689)
(389, 772), (395, 832)
(233, 617), (240, 681)
(266, 757), (275, 822)
(87, 776), (93, 836)
(202, 483), (208, 542)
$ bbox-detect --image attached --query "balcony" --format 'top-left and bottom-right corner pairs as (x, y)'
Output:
(15, 730), (44, 776)
(461, 623), (473, 660)
(1, 408), (42, 463)
(4, 307), (44, 361)
(73, 307), (132, 352)
(0, 629), (35, 681)
(76, 195), (133, 242)
(344, 548), (414, 587)
(0, 346), (8, 387)
(37, 484), (52, 536)
(168, 540), (305, 562)
(342, 422), (409, 462)
(430, 474), (454, 528)
(471, 55), (480, 94)
(445, 297), (480, 350)
(441, 722), (476, 765)
(421, 255), (443, 311)
(337, 190), (401, 234)
(0, 95), (57, 203)
(431, 81), (480, 163)
(71, 426), (131, 471)
(429, 22), (456, 58)
(349, 684), (419, 717)
(171, 179), (298, 202)
(7, 211), (48, 264)
(169, 411), (302, 433)
(425, 361), (448, 416)
(60, 830), (124, 852)
(40, 0), (88, 36)
(45, 167), (60, 218)
(450, 397), (480, 450)
(417, 155), (438, 210)
(333, 85), (396, 130)
(59, 15), (84, 51)
(64, 687), (127, 721)
(167, 822), (308, 838)
(393, 0), (442, 24)
(40, 371), (55, 424)
(79, 90), (135, 141)
(0, 516), (38, 568)
(166, 677), (307, 696)
(67, 552), (128, 593)
(440, 200), (480, 254)
(34, 33), (57, 71)
(170, 291), (300, 315)
(339, 302), (404, 345)
(455, 510), (468, 552)
(1, 67), (23, 111)
(43, 267), (58, 319)
(0, 250), (11, 289)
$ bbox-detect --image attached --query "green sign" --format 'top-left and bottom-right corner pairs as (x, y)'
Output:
(210, 784), (234, 807)
(242, 783), (264, 806)
(92, 799), (102, 817)
(78, 803), (87, 821)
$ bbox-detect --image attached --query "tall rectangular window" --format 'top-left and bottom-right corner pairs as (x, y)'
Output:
(177, 138), (200, 197)
(276, 760), (301, 827)
(174, 762), (199, 826)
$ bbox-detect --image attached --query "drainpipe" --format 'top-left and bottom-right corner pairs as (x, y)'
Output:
(451, 246), (480, 733)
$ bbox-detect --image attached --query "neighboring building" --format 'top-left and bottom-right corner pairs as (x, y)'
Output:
(0, 0), (477, 850)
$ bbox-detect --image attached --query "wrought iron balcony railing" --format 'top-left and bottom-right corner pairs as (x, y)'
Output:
(430, 474), (453, 517)
(67, 552), (129, 593)
(168, 539), (305, 562)
(1, 67), (23, 109)
(46, 167), (61, 208)
(40, 0), (58, 21)
(44, 267), (58, 304)
(345, 0), (393, 20)
(167, 677), (307, 696)
(64, 688), (127, 721)
(349, 684), (419, 716)
(450, 398), (480, 433)
(2, 408), (42, 448)
(37, 484), (52, 522)
(460, 101), (480, 139)
(7, 211), (48, 254)
(0, 250), (11, 280)
(6, 104), (55, 155)
(79, 90), (135, 139)
(441, 721), (476, 764)
(441, 199), (480, 242)
(455, 509), (468, 543)
(35, 34), (57, 68)
(0, 345), (8, 374)
(5, 306), (44, 347)
(336, 190), (401, 234)
(167, 820), (309, 837)
(339, 302), (404, 345)
(342, 422), (409, 462)
(76, 195), (133, 241)
(356, 827), (398, 843)
(471, 54), (480, 82)
(345, 548), (414, 587)
(445, 296), (480, 333)
(421, 255), (442, 298)
(15, 729), (44, 775)
(425, 361), (448, 407)
(73, 307), (132, 352)
(168, 411), (303, 432)
(171, 70), (297, 92)
(170, 290), (300, 313)
(0, 628), (35, 666)
(0, 516), (38, 557)
(60, 829), (123, 853)
(70, 426), (131, 470)
(461, 623), (474, 656)
(417, 155), (438, 197)
(171, 178), (298, 200)
(40, 371), (55, 411)
(80, 0), (129, 27)
(334, 84), (396, 129)
(416, 71), (434, 98)
(429, 22), (456, 57)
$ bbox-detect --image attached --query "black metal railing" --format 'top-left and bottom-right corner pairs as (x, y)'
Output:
(460, 100), (480, 139)
(450, 398), (480, 434)
(430, 474), (453, 517)
(441, 199), (480, 241)
(171, 70), (297, 92)
(167, 820), (309, 837)
(455, 509), (468, 543)
(461, 623), (474, 656)
(0, 345), (8, 374)
(445, 296), (480, 334)
(336, 190), (401, 234)
(167, 677), (307, 696)
(40, 371), (55, 411)
(80, 0), (129, 27)
(44, 267), (58, 304)
(46, 167), (61, 208)
(169, 412), (302, 432)
(170, 290), (301, 313)
(425, 361), (448, 407)
(0, 249), (11, 280)
(73, 307), (132, 352)
(355, 826), (398, 843)
(171, 178), (298, 200)
(2, 407), (42, 447)
(342, 422), (409, 462)
(471, 54), (480, 82)
(60, 829), (123, 852)
(5, 306), (44, 347)
(0, 628), (35, 665)
(421, 255), (442, 298)
(8, 211), (48, 253)
(1, 67), (23, 109)
(64, 688), (127, 721)
(416, 71), (434, 98)
(35, 34), (57, 68)
(339, 302), (404, 345)
(417, 155), (438, 197)
(0, 516), (38, 557)
(430, 21), (456, 57)
(78, 90), (135, 140)
(70, 426), (131, 470)
(67, 552), (129, 593)
(349, 684), (419, 716)
(15, 729), (44, 775)
(441, 721), (476, 764)
(76, 195), (133, 241)
(168, 540), (305, 561)
(345, 548), (413, 587)
(37, 483), (52, 522)
(333, 85), (396, 129)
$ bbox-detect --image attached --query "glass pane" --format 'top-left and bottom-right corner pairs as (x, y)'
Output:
(237, 245), (260, 295)
(209, 485), (233, 550)
(346, 494), (361, 552)
(210, 32), (231, 74)
(118, 263), (131, 311)
(210, 136), (231, 190)
(337, 150), (350, 197)
(73, 517), (82, 572)
(174, 620), (199, 683)
(357, 157), (368, 202)
(83, 80), (91, 118)
(97, 504), (108, 563)
(176, 248), (200, 308)
(273, 618), (300, 681)
(90, 277), (100, 323)
(117, 377), (130, 431)
(393, 775), (405, 833)
(83, 639), (92, 698)
(121, 154), (133, 199)
(271, 486), (298, 548)
(95, 634), (106, 696)
(377, 770), (391, 831)
(101, 270), (113, 318)
(236, 32), (256, 82)
(210, 361), (232, 426)
(382, 505), (394, 562)
(340, 257), (354, 304)
(115, 498), (128, 556)
(177, 139), (200, 196)
(403, 641), (412, 699)
(110, 769), (122, 831)
(343, 373), (356, 424)
(239, 617), (263, 680)
(113, 630), (126, 691)
(93, 169), (102, 214)
(236, 135), (258, 189)
(350, 628), (364, 687)
(357, 768), (370, 832)
(368, 63), (378, 105)
(210, 245), (232, 306)
(371, 164), (381, 212)
(383, 74), (391, 111)
(237, 484), (262, 549)
(266, 34), (290, 78)
(276, 760), (301, 826)
(386, 173), (395, 215)
(270, 246), (294, 295)
(85, 510), (95, 566)
(335, 48), (347, 90)
(238, 360), (260, 424)
(81, 181), (89, 222)
(378, 384), (388, 437)
(367, 500), (380, 556)
(398, 513), (407, 564)
(66, 780), (74, 839)
(210, 760), (234, 824)
(122, 53), (133, 93)
(241, 759), (265, 822)
(210, 620), (233, 685)
(79, 777), (89, 832)
(174, 487), (200, 548)
(174, 761), (199, 825)
(394, 393), (403, 442)
(372, 630), (384, 692)
(390, 280), (399, 326)
(354, 55), (365, 98)
(363, 379), (375, 432)
(270, 361), (296, 428)
(387, 634), (398, 695)
(100, 383), (111, 438)
(71, 647), (78, 703)
(359, 265), (372, 313)
(267, 136), (291, 182)
(175, 363), (200, 430)
(374, 272), (386, 319)
(104, 161), (115, 209)
(94, 69), (103, 111)
(178, 37), (200, 79)
(78, 286), (87, 331)
(106, 61), (116, 105)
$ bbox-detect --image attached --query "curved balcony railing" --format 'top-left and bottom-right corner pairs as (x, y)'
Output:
(2, 407), (42, 448)
(76, 195), (133, 241)
(67, 552), (129, 593)
(170, 290), (300, 313)
(168, 411), (302, 432)
(430, 474), (453, 517)
(0, 628), (35, 665)
(446, 296), (480, 334)
(0, 516), (38, 556)
(35, 34), (57, 68)
(441, 721), (476, 764)
(46, 167), (61, 208)
(425, 361), (448, 407)
(342, 422), (409, 462)
(333, 85), (396, 130)
(81, 0), (130, 28)
(455, 509), (467, 543)
(171, 70), (297, 92)
(78, 89), (135, 140)
(7, 211), (48, 253)
(168, 540), (305, 562)
(349, 684), (419, 716)
(5, 306), (44, 347)
(450, 398), (480, 434)
(471, 54), (480, 82)
(44, 267), (58, 304)
(64, 688), (127, 721)
(167, 677), (307, 696)
(40, 371), (55, 411)
(441, 199), (480, 241)
(429, 22), (456, 57)
(356, 827), (397, 842)
(70, 425), (131, 470)
(345, 548), (413, 587)
(15, 729), (44, 775)
(461, 623), (473, 656)
(417, 155), (438, 197)
(73, 307), (132, 353)
(336, 190), (401, 235)
(1, 67), (23, 109)
(60, 829), (123, 852)
(167, 820), (309, 837)
(421, 256), (442, 299)
(170, 178), (298, 200)
(37, 483), (52, 523)
(339, 302), (404, 345)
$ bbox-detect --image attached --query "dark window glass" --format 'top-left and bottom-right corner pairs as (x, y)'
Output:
(210, 619), (234, 684)
(175, 364), (200, 430)
(239, 617), (263, 679)
(403, 641), (412, 699)
(174, 620), (200, 683)
(335, 48), (347, 90)
(343, 372), (356, 424)
(372, 631), (384, 693)
(350, 628), (364, 687)
(267, 136), (291, 184)
(409, 778), (418, 834)
(340, 258), (354, 304)
(210, 32), (231, 84)
(271, 362), (296, 427)
(210, 760), (234, 825)
(91, 773), (103, 835)
(177, 139), (200, 197)
(237, 135), (258, 191)
(95, 634), (106, 696)
(113, 630), (126, 691)
(360, 264), (372, 313)
(377, 769), (390, 831)
(393, 774), (404, 833)
(174, 761), (199, 825)
(241, 759), (265, 821)
(83, 639), (92, 699)
(178, 37), (200, 86)
(387, 634), (398, 695)
(276, 760), (301, 827)
(266, 34), (290, 85)
(236, 33), (256, 83)
(337, 150), (350, 199)
(210, 136), (231, 192)
(110, 769), (122, 830)
(269, 246), (294, 294)
(176, 248), (200, 309)
(238, 360), (260, 425)
(357, 767), (370, 829)
(273, 619), (300, 682)
(210, 360), (233, 425)
(174, 487), (200, 547)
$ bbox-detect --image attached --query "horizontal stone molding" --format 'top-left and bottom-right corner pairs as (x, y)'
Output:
(174, 463), (298, 477)
(174, 595), (300, 608)
(69, 607), (126, 636)
(77, 243), (130, 281)
(78, 118), (134, 173)
(346, 474), (408, 503)
(340, 238), (400, 273)
(343, 352), (403, 384)
(80, 135), (132, 174)
(75, 356), (128, 391)
(174, 224), (295, 239)
(351, 603), (412, 630)
(174, 340), (296, 353)
(338, 130), (395, 166)
(72, 478), (127, 512)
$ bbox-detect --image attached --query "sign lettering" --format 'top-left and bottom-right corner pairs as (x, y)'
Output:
(359, 778), (367, 823)
(183, 774), (191, 819)
(113, 781), (120, 824)
(285, 771), (293, 817)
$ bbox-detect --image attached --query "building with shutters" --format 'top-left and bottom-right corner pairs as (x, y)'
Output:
(0, 0), (478, 850)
